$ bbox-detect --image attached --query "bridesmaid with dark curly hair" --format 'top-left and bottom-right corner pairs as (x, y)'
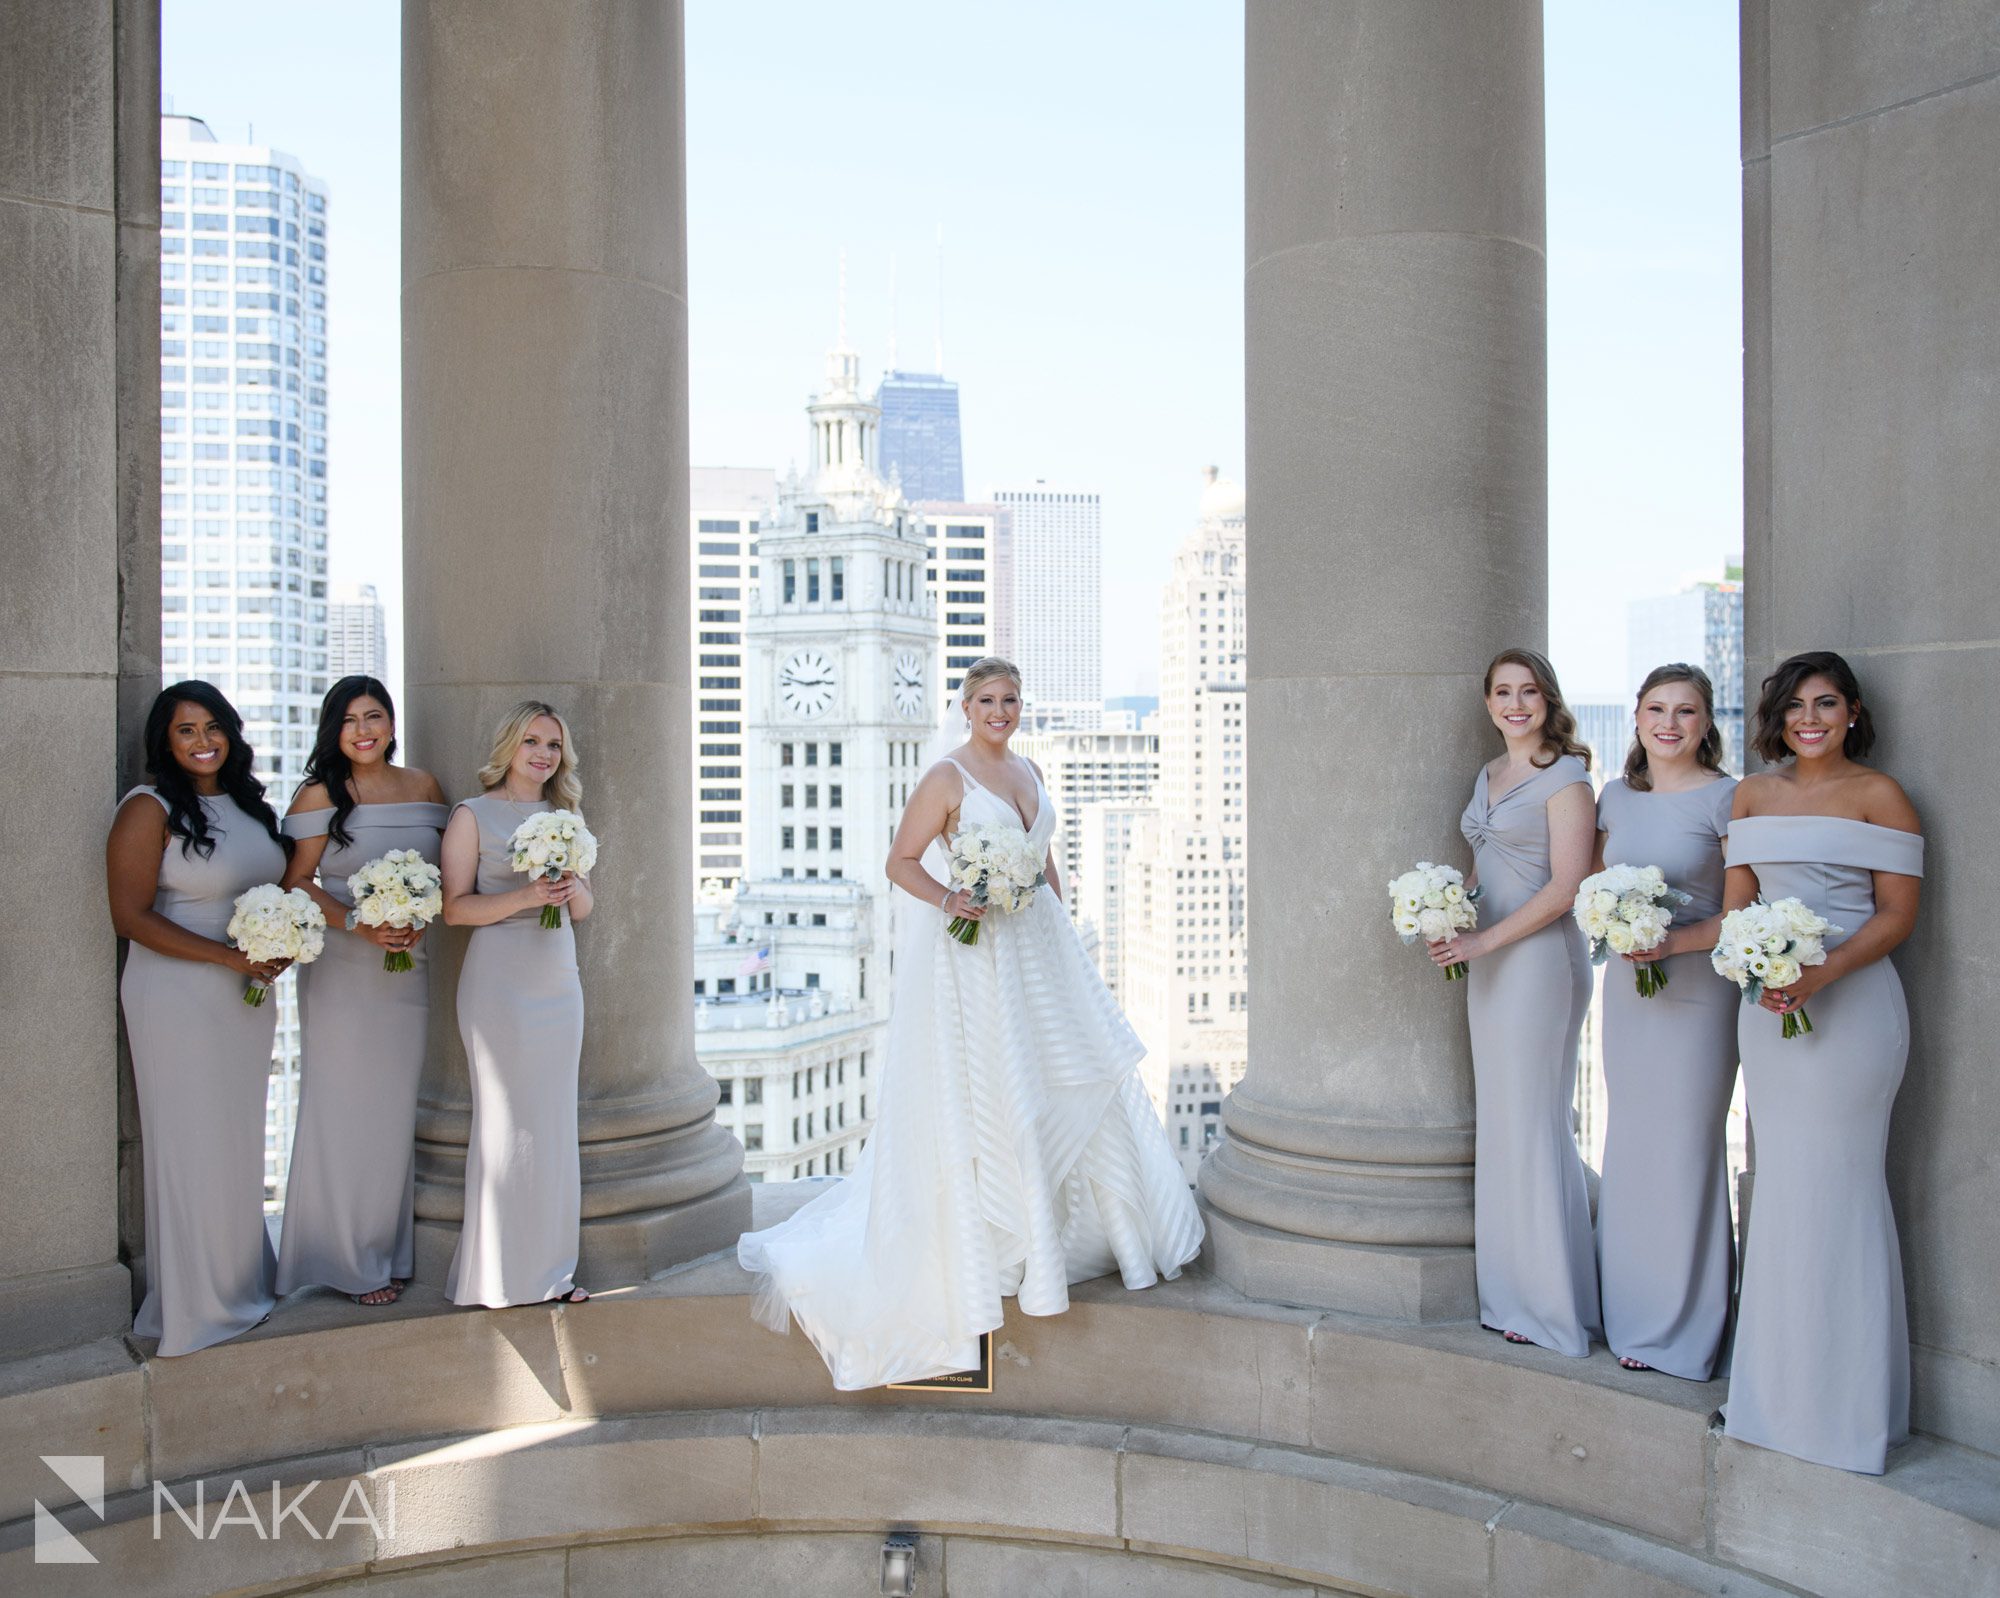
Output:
(107, 682), (290, 1355)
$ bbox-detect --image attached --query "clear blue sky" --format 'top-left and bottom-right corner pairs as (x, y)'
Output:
(164, 0), (1740, 704)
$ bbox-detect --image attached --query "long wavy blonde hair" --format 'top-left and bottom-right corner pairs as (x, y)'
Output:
(477, 700), (583, 813)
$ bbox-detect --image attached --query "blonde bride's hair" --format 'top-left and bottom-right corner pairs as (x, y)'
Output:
(477, 700), (583, 813)
(959, 656), (1023, 709)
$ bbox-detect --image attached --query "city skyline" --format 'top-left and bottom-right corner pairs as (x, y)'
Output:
(163, 0), (1744, 709)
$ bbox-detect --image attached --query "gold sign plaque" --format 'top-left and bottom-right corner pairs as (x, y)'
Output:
(887, 1332), (994, 1393)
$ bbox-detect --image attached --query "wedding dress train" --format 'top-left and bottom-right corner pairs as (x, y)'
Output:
(737, 759), (1204, 1389)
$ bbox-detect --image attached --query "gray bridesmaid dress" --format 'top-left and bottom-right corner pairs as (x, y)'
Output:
(1724, 814), (1923, 1474)
(1460, 754), (1601, 1356)
(445, 793), (584, 1308)
(119, 788), (285, 1355)
(1594, 775), (1738, 1378)
(275, 800), (448, 1296)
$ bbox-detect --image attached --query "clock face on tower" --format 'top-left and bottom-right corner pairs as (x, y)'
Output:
(892, 651), (926, 720)
(780, 649), (838, 720)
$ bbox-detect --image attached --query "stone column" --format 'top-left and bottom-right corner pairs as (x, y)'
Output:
(1742, 0), (2000, 1456)
(403, 0), (748, 1285)
(1198, 0), (1547, 1318)
(0, 0), (157, 1355)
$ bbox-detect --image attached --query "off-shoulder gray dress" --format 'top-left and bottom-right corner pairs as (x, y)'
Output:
(1460, 755), (1601, 1356)
(119, 787), (284, 1355)
(445, 793), (583, 1308)
(276, 800), (447, 1295)
(1594, 775), (1738, 1378)
(1724, 815), (1924, 1474)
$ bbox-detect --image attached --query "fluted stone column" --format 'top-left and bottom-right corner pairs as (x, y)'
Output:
(403, 0), (748, 1286)
(1743, 0), (2000, 1456)
(0, 0), (157, 1355)
(1198, 0), (1547, 1318)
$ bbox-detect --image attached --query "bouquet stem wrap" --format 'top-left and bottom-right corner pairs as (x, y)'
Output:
(1711, 897), (1839, 1042)
(945, 825), (1043, 946)
(1573, 864), (1691, 1000)
(506, 810), (599, 932)
(1389, 862), (1480, 983)
(345, 848), (443, 973)
(226, 885), (326, 1006)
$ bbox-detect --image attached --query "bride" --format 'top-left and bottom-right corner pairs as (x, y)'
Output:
(737, 656), (1204, 1389)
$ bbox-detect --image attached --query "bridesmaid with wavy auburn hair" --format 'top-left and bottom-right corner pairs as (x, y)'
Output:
(1723, 650), (1922, 1473)
(1430, 648), (1600, 1356)
(440, 701), (594, 1308)
(1592, 663), (1737, 1378)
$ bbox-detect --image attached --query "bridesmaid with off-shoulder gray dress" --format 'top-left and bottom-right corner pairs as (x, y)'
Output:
(276, 678), (445, 1304)
(1594, 769), (1738, 1378)
(1437, 650), (1601, 1358)
(109, 683), (290, 1355)
(440, 702), (594, 1309)
(1722, 649), (1924, 1474)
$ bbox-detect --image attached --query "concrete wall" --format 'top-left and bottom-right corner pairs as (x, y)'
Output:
(1742, 0), (2000, 1455)
(0, 0), (154, 1357)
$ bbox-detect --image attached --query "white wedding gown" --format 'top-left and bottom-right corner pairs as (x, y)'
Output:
(737, 757), (1204, 1389)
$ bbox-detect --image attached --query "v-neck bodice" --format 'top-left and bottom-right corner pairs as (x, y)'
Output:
(945, 756), (1055, 847)
(1460, 754), (1591, 921)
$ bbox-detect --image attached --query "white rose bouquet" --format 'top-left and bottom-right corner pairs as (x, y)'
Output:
(1388, 861), (1482, 982)
(945, 821), (1043, 946)
(1572, 863), (1693, 998)
(226, 883), (326, 1006)
(508, 809), (598, 929)
(1711, 897), (1841, 1040)
(345, 849), (445, 973)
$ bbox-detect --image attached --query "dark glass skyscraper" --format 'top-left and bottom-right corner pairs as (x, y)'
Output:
(875, 371), (964, 501)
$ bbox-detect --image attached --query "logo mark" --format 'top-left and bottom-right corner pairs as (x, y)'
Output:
(35, 1455), (104, 1564)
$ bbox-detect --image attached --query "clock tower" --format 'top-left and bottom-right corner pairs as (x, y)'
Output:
(739, 316), (941, 1007)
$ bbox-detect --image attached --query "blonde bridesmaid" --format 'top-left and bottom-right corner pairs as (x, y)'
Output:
(440, 702), (593, 1307)
(1593, 664), (1737, 1377)
(107, 683), (290, 1354)
(276, 677), (447, 1306)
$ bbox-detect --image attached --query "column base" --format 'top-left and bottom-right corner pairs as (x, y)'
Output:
(412, 1175), (753, 1294)
(1200, 1202), (1476, 1322)
(0, 1263), (133, 1359)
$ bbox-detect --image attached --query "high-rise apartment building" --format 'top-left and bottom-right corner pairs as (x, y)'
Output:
(876, 371), (963, 502)
(1627, 568), (1745, 775)
(689, 467), (776, 889)
(917, 502), (1012, 709)
(327, 581), (386, 679)
(159, 114), (332, 1201)
(1078, 800), (1155, 1006)
(992, 483), (1101, 724)
(1124, 469), (1249, 1179)
(1012, 728), (1159, 912)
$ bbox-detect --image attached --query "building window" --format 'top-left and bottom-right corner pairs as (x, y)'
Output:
(805, 784), (818, 807)
(781, 826), (794, 850)
(811, 912), (826, 926)
(718, 1080), (733, 1105)
(781, 784), (794, 807)
(829, 743), (842, 766)
(782, 559), (795, 603)
(781, 742), (794, 766)
(805, 511), (819, 533)
(806, 827), (818, 849)
(744, 1078), (762, 1104)
(805, 744), (819, 767)
(831, 556), (844, 601)
(830, 827), (843, 851)
(829, 784), (842, 808)
(805, 972), (820, 989)
(807, 558), (820, 602)
(744, 1126), (763, 1151)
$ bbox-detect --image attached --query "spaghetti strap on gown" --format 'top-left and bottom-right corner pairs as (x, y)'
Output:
(738, 758), (1203, 1389)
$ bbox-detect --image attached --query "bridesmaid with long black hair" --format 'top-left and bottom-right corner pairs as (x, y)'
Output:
(1724, 651), (1922, 1473)
(107, 682), (291, 1354)
(1430, 648), (1600, 1356)
(1592, 664), (1737, 1377)
(276, 676), (447, 1306)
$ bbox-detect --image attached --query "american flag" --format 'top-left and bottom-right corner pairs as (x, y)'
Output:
(738, 944), (772, 976)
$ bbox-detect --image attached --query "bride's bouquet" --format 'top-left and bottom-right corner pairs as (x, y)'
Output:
(945, 822), (1043, 946)
(226, 884), (325, 1006)
(1573, 864), (1692, 997)
(1711, 898), (1840, 1039)
(346, 849), (444, 972)
(508, 809), (598, 929)
(1389, 861), (1482, 981)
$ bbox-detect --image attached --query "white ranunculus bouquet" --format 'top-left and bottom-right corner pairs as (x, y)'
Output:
(945, 821), (1043, 946)
(345, 848), (445, 972)
(507, 809), (598, 929)
(1711, 897), (1841, 1040)
(226, 883), (326, 1006)
(1388, 861), (1482, 982)
(1572, 863), (1693, 998)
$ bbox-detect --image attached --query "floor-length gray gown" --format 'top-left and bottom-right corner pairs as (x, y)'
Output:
(1724, 814), (1923, 1474)
(276, 800), (447, 1295)
(445, 793), (583, 1308)
(1461, 754), (1601, 1356)
(120, 788), (285, 1355)
(1594, 774), (1738, 1378)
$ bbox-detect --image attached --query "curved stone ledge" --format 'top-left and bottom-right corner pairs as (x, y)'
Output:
(0, 1264), (1994, 1596)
